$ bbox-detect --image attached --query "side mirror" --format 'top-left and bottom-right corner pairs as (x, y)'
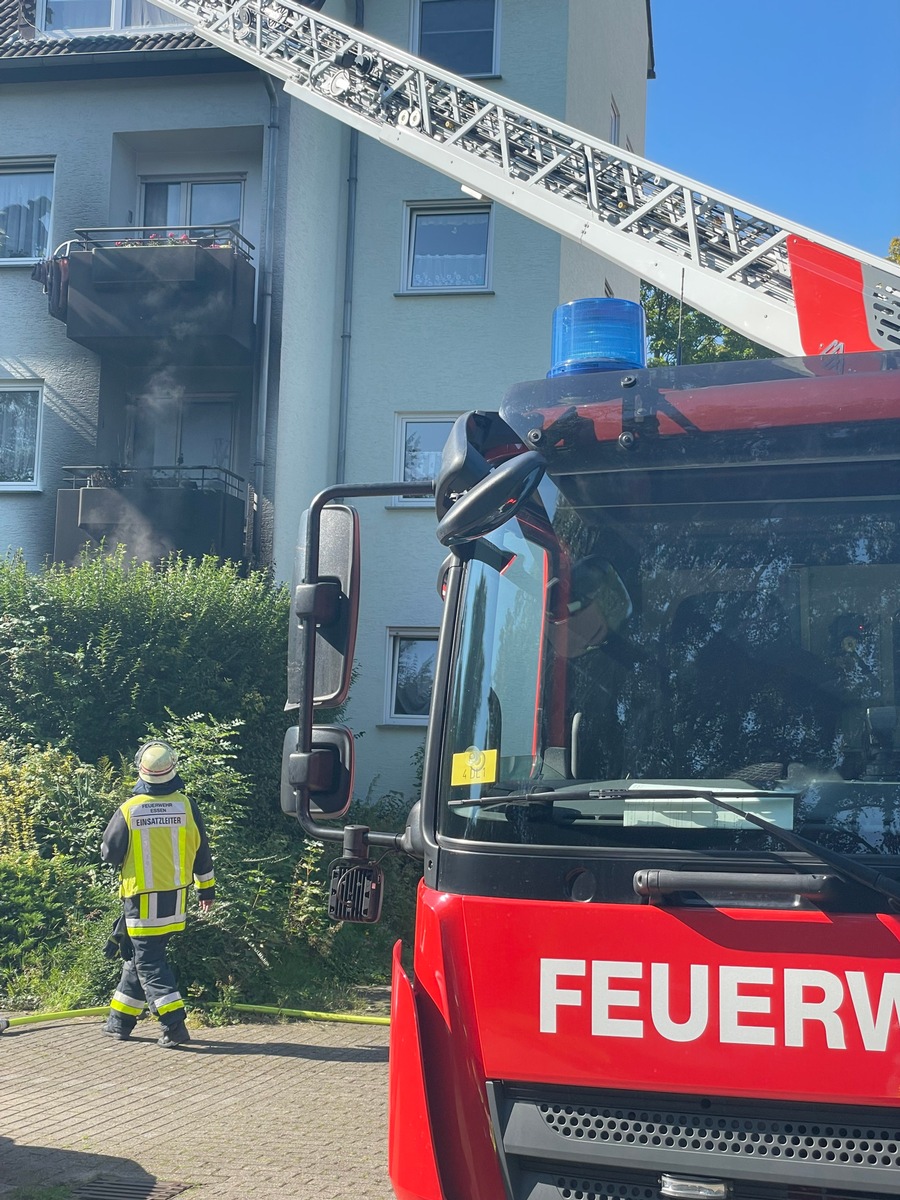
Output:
(287, 504), (360, 709)
(436, 451), (545, 547)
(280, 724), (355, 820)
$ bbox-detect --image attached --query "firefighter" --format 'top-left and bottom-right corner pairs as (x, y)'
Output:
(100, 740), (216, 1048)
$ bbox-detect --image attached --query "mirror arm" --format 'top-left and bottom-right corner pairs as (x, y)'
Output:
(296, 789), (403, 850)
(294, 579), (342, 624)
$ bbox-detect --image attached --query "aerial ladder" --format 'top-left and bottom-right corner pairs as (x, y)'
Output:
(148, 0), (900, 358)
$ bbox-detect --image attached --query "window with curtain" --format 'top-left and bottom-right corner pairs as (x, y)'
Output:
(0, 165), (53, 262)
(403, 204), (492, 292)
(40, 0), (186, 34)
(0, 388), (41, 487)
(417, 0), (497, 76)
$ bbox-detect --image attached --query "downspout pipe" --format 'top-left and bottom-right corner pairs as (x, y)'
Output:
(253, 73), (280, 560)
(335, 0), (365, 485)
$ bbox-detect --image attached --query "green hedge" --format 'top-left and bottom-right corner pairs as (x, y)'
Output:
(0, 548), (420, 1012)
(0, 549), (292, 820)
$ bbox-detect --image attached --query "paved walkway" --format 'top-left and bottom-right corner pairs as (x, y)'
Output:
(0, 1015), (394, 1199)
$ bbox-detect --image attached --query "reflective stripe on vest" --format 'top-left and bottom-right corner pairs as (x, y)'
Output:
(118, 792), (200, 898)
(124, 889), (188, 937)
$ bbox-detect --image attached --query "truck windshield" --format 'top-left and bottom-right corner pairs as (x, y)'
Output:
(438, 355), (900, 856)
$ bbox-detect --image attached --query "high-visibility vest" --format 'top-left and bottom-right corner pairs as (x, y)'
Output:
(118, 792), (201, 898)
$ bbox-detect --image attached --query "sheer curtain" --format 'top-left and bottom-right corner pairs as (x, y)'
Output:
(0, 391), (39, 484)
(410, 210), (489, 289)
(123, 0), (188, 28)
(0, 173), (51, 260)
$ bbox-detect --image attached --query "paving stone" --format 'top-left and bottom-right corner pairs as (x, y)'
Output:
(0, 1017), (394, 1200)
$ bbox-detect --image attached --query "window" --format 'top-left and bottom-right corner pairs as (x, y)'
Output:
(39, 0), (187, 34)
(416, 0), (498, 76)
(395, 415), (455, 505)
(610, 97), (621, 146)
(0, 163), (53, 263)
(141, 177), (244, 235)
(0, 386), (41, 488)
(127, 395), (235, 474)
(386, 630), (439, 723)
(402, 203), (492, 293)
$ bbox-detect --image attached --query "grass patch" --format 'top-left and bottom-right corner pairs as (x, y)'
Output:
(6, 1185), (73, 1200)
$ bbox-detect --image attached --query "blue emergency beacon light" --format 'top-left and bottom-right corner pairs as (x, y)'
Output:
(547, 297), (646, 378)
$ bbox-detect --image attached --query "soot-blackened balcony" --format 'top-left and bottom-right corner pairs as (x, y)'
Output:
(54, 464), (249, 566)
(38, 226), (256, 364)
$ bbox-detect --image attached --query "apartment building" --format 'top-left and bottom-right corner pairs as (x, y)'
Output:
(0, 0), (653, 799)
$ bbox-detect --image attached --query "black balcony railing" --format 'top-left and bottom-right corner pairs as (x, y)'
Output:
(60, 464), (246, 500)
(37, 226), (257, 363)
(57, 224), (255, 261)
(55, 464), (249, 565)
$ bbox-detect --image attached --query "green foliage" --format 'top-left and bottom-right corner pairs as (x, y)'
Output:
(889, 238), (900, 266)
(7, 1186), (73, 1200)
(0, 548), (292, 820)
(641, 281), (776, 366)
(0, 851), (115, 1006)
(0, 552), (420, 1015)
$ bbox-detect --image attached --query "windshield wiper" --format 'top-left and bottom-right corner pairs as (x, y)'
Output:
(595, 786), (900, 906)
(448, 785), (597, 810)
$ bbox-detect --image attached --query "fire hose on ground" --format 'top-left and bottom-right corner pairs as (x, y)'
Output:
(0, 1001), (390, 1031)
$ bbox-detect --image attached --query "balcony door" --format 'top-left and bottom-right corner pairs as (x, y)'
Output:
(141, 177), (244, 237)
(127, 394), (235, 478)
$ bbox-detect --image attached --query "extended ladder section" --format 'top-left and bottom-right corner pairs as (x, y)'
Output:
(150, 0), (900, 357)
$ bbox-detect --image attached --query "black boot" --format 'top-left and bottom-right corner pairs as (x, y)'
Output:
(157, 1021), (191, 1048)
(103, 1016), (134, 1040)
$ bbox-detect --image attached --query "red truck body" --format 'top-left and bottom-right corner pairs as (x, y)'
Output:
(382, 349), (900, 1200)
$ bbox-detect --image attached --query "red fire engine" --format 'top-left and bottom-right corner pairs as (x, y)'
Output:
(134, 2), (900, 1195)
(289, 322), (900, 1200)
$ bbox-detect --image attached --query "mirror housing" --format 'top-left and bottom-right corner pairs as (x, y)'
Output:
(287, 504), (360, 710)
(436, 451), (545, 546)
(280, 724), (355, 820)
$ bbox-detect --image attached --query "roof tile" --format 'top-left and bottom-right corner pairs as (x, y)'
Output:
(0, 0), (209, 59)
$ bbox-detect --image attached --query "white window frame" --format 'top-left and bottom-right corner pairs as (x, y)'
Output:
(393, 413), (457, 507)
(37, 0), (187, 35)
(400, 201), (494, 295)
(384, 628), (439, 725)
(139, 174), (246, 235)
(0, 383), (43, 491)
(412, 0), (500, 78)
(0, 161), (54, 266)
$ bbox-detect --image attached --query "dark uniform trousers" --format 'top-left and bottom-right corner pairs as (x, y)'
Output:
(111, 933), (185, 1032)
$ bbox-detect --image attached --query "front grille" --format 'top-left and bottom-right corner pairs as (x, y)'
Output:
(539, 1101), (900, 1169)
(489, 1085), (900, 1198)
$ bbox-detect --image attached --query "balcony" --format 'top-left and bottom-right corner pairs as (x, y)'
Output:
(54, 464), (250, 566)
(44, 226), (256, 365)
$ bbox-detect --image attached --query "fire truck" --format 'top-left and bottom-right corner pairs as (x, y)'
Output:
(147, 1), (900, 1196)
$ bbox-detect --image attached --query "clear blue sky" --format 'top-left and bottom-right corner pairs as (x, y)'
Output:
(645, 0), (900, 258)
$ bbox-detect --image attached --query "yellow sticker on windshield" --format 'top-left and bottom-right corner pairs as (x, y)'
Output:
(451, 746), (499, 787)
